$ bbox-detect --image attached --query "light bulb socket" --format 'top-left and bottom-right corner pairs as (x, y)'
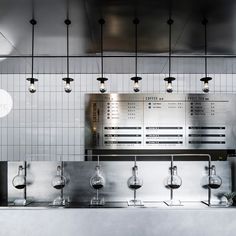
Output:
(62, 77), (74, 83)
(26, 77), (38, 84)
(167, 18), (174, 25)
(131, 76), (142, 83)
(97, 77), (108, 83)
(98, 18), (105, 25)
(30, 19), (37, 25)
(200, 76), (212, 83)
(164, 76), (175, 83)
(64, 19), (71, 25)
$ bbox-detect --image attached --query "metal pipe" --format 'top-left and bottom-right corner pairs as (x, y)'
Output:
(1, 55), (236, 58)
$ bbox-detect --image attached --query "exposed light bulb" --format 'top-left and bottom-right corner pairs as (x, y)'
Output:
(64, 82), (72, 93)
(166, 82), (173, 93)
(133, 81), (140, 92)
(29, 83), (36, 93)
(202, 81), (209, 93)
(99, 82), (106, 93)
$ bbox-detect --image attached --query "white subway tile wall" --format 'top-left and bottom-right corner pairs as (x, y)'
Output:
(0, 72), (235, 161)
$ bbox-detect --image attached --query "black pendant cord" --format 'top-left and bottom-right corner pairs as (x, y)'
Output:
(130, 18), (141, 91)
(134, 18), (138, 77)
(101, 21), (103, 78)
(200, 18), (211, 92)
(97, 19), (107, 91)
(98, 19), (105, 78)
(64, 19), (71, 80)
(169, 21), (171, 77)
(167, 18), (173, 78)
(66, 21), (69, 78)
(30, 19), (37, 81)
(203, 18), (208, 78)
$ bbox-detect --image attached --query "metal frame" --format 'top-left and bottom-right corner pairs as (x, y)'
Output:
(5, 154), (231, 207)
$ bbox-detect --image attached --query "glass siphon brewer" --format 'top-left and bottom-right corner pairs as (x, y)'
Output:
(90, 157), (106, 206)
(127, 156), (143, 206)
(202, 164), (223, 206)
(164, 157), (183, 206)
(12, 163), (29, 206)
(12, 165), (26, 190)
(51, 164), (67, 206)
(207, 165), (222, 189)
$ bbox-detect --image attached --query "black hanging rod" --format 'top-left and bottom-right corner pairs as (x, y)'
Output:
(0, 55), (235, 58)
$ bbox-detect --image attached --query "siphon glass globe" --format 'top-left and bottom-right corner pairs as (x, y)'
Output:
(12, 165), (26, 189)
(166, 166), (182, 189)
(90, 165), (105, 190)
(127, 165), (143, 190)
(208, 165), (222, 189)
(51, 166), (66, 190)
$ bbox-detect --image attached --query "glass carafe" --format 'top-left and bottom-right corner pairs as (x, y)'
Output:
(127, 165), (143, 206)
(51, 165), (67, 206)
(208, 165), (222, 189)
(12, 165), (26, 189)
(90, 165), (105, 206)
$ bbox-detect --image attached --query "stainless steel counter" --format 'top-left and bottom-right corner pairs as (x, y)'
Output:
(0, 204), (236, 236)
(1, 159), (235, 235)
(0, 201), (231, 209)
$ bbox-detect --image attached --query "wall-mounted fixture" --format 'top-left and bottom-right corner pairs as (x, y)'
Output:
(130, 18), (142, 92)
(26, 19), (38, 93)
(97, 18), (108, 93)
(200, 18), (212, 93)
(62, 19), (74, 93)
(164, 18), (175, 93)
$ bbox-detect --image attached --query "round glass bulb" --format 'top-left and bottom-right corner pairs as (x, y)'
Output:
(51, 166), (66, 190)
(166, 166), (182, 189)
(166, 82), (173, 93)
(29, 83), (36, 93)
(202, 81), (209, 93)
(99, 82), (106, 93)
(133, 81), (140, 92)
(64, 82), (72, 93)
(12, 165), (26, 189)
(127, 165), (143, 190)
(90, 165), (105, 190)
(208, 165), (222, 189)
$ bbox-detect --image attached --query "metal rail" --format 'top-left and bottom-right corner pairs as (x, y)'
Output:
(1, 55), (236, 58)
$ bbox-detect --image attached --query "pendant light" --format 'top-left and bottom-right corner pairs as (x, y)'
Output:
(26, 19), (38, 93)
(62, 19), (74, 93)
(130, 18), (142, 92)
(164, 18), (175, 93)
(97, 18), (108, 93)
(200, 18), (212, 93)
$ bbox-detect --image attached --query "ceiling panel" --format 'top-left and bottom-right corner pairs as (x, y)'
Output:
(0, 0), (236, 73)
